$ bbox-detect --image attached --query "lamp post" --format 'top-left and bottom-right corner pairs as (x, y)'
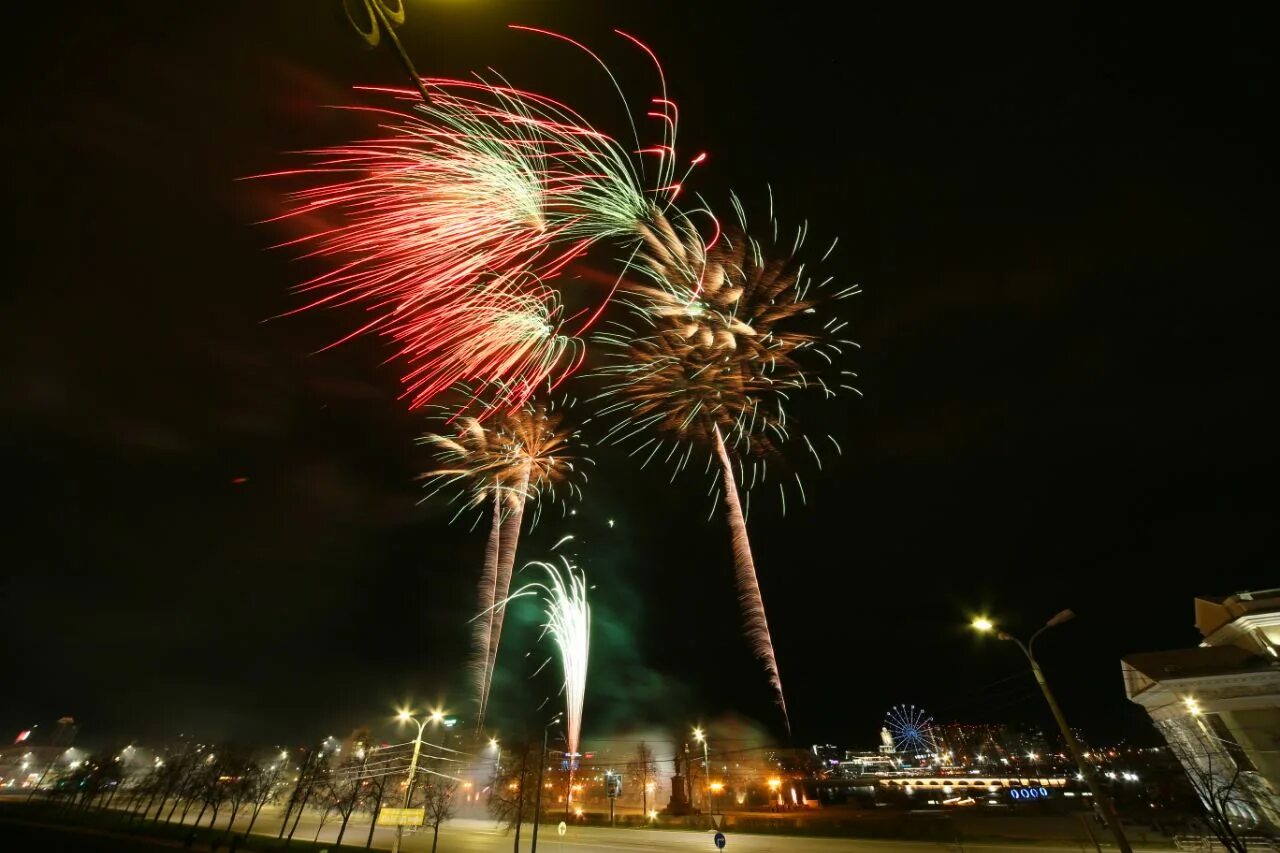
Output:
(693, 727), (713, 820)
(340, 0), (433, 104)
(391, 708), (444, 853)
(530, 713), (563, 853)
(972, 612), (1132, 853)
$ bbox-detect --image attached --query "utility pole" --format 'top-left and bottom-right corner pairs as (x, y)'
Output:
(391, 714), (430, 853)
(973, 612), (1132, 853)
(512, 744), (529, 853)
(530, 714), (561, 853)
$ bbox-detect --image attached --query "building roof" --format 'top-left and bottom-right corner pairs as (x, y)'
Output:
(1122, 644), (1274, 682)
(1194, 589), (1280, 637)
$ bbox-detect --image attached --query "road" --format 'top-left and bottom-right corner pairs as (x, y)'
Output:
(166, 804), (1167, 853)
(0, 798), (1171, 853)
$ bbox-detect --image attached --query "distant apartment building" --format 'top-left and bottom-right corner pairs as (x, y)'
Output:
(931, 722), (1051, 766)
(1122, 589), (1280, 832)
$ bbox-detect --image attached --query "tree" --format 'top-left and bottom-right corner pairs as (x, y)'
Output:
(1158, 716), (1256, 853)
(487, 741), (541, 841)
(172, 752), (211, 825)
(359, 752), (393, 849)
(242, 758), (285, 836)
(61, 752), (120, 810)
(419, 777), (459, 853)
(190, 750), (234, 828)
(629, 742), (658, 816)
(286, 756), (331, 842)
(148, 748), (199, 823)
(220, 752), (261, 831)
(277, 748), (314, 838)
(325, 751), (370, 846)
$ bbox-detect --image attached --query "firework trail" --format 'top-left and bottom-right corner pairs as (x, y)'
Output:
(591, 198), (859, 732)
(500, 555), (590, 795)
(419, 400), (586, 731)
(254, 27), (703, 416)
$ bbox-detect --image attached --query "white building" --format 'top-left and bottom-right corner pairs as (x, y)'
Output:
(1122, 589), (1280, 833)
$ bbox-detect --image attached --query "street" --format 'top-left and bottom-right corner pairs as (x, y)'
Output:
(148, 803), (1167, 853)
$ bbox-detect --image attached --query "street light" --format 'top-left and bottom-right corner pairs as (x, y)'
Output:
(391, 707), (444, 853)
(693, 726), (713, 820)
(530, 712), (564, 853)
(971, 612), (1132, 853)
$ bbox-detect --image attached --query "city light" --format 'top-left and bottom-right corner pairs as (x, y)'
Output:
(971, 617), (994, 632)
(709, 782), (724, 793)
(767, 777), (782, 791)
(429, 708), (445, 724)
(488, 738), (499, 750)
(1183, 696), (1202, 716)
(396, 710), (411, 722)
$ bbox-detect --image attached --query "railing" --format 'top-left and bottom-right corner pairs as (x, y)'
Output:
(1173, 835), (1280, 852)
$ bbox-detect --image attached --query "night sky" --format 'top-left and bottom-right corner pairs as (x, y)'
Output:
(3, 4), (1275, 751)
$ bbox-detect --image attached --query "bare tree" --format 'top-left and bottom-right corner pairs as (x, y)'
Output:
(61, 752), (120, 810)
(360, 756), (393, 849)
(149, 748), (199, 824)
(487, 741), (541, 840)
(220, 752), (260, 830)
(191, 749), (237, 828)
(419, 777), (459, 853)
(629, 742), (658, 816)
(326, 751), (370, 846)
(286, 757), (331, 842)
(1158, 717), (1255, 853)
(174, 752), (212, 825)
(242, 759), (285, 836)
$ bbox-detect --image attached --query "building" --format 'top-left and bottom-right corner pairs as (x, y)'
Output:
(0, 717), (79, 789)
(1122, 589), (1280, 833)
(931, 722), (1051, 767)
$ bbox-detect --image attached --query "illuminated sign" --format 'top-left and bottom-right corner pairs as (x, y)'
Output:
(376, 807), (425, 826)
(1008, 786), (1051, 800)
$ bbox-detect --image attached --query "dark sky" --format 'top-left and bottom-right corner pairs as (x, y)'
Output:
(3, 4), (1275, 751)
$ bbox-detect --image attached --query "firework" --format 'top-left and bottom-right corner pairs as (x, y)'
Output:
(592, 200), (859, 732)
(255, 26), (699, 415)
(501, 556), (590, 784)
(419, 400), (586, 731)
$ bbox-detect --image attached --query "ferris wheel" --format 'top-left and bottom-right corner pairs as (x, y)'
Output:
(884, 704), (938, 755)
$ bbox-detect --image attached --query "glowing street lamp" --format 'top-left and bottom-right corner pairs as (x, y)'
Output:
(971, 612), (1131, 853)
(391, 706), (446, 853)
(692, 726), (714, 818)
